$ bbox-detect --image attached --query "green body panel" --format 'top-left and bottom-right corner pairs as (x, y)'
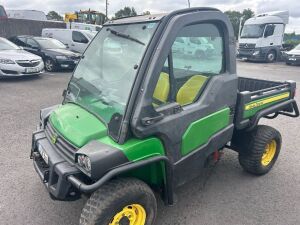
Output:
(243, 92), (290, 118)
(50, 103), (107, 147)
(181, 108), (230, 156)
(99, 136), (166, 185)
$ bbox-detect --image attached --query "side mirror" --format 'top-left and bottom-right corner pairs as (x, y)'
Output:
(65, 43), (69, 48)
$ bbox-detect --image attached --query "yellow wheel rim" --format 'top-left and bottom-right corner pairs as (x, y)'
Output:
(109, 204), (146, 225)
(261, 140), (277, 166)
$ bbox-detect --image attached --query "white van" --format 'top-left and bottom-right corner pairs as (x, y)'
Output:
(42, 28), (96, 53)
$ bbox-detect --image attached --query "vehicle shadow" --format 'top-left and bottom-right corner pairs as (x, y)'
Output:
(0, 75), (42, 82)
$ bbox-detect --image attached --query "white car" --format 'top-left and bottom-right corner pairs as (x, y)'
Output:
(0, 37), (44, 77)
(42, 28), (96, 54)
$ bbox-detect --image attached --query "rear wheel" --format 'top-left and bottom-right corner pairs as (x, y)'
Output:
(80, 178), (157, 225)
(235, 125), (282, 175)
(266, 50), (276, 63)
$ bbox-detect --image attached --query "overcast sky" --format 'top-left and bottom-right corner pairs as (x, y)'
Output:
(1, 0), (299, 33)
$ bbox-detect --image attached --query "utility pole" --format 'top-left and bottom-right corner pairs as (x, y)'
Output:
(105, 0), (108, 21)
(187, 0), (191, 8)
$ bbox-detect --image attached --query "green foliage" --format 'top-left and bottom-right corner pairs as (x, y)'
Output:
(225, 9), (255, 38)
(114, 7), (137, 19)
(47, 11), (63, 21)
(143, 11), (151, 15)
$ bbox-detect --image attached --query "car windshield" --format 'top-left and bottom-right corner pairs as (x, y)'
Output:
(0, 38), (20, 50)
(83, 32), (95, 40)
(35, 38), (66, 49)
(65, 22), (158, 131)
(241, 24), (265, 38)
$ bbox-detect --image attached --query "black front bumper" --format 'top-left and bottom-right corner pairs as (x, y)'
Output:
(237, 48), (266, 61)
(56, 59), (79, 70)
(31, 130), (81, 200)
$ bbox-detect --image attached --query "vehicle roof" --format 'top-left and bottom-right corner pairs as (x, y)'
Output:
(15, 35), (54, 40)
(104, 7), (220, 25)
(245, 16), (284, 25)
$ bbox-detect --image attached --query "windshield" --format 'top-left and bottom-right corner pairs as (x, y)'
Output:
(0, 38), (20, 50)
(241, 24), (265, 38)
(35, 38), (66, 49)
(66, 22), (158, 130)
(83, 31), (95, 40)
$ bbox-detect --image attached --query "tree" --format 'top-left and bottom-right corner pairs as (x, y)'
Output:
(143, 11), (151, 15)
(47, 11), (63, 21)
(114, 7), (137, 19)
(225, 8), (255, 38)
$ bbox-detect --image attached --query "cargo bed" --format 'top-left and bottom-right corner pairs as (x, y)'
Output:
(235, 77), (299, 130)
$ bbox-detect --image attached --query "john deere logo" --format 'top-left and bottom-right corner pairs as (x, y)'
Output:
(51, 133), (58, 144)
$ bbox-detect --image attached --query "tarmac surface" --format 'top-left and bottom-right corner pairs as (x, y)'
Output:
(0, 61), (299, 225)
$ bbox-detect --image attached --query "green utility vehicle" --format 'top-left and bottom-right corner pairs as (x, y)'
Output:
(31, 8), (299, 225)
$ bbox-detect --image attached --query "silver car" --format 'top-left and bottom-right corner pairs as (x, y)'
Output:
(0, 37), (44, 77)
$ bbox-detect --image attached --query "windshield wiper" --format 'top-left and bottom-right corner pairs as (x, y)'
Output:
(107, 28), (145, 46)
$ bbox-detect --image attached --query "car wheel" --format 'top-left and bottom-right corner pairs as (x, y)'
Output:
(195, 50), (205, 59)
(80, 178), (157, 225)
(44, 59), (56, 72)
(266, 50), (276, 63)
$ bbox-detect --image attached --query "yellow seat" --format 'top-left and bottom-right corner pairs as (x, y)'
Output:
(176, 75), (208, 106)
(153, 72), (170, 106)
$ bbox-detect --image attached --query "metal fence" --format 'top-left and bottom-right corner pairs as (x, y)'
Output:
(0, 18), (66, 38)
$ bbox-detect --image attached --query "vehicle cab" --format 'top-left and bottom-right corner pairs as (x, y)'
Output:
(238, 11), (289, 62)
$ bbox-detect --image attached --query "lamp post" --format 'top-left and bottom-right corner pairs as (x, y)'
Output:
(187, 0), (191, 8)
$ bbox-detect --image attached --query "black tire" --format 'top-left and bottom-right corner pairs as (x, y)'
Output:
(235, 125), (282, 175)
(44, 58), (56, 72)
(266, 50), (276, 63)
(80, 178), (157, 225)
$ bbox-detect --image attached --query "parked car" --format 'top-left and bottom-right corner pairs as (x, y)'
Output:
(9, 36), (81, 72)
(285, 44), (300, 65)
(0, 37), (44, 77)
(172, 37), (215, 58)
(42, 28), (96, 54)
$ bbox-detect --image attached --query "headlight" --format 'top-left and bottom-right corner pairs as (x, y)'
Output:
(56, 55), (68, 60)
(253, 50), (260, 56)
(0, 58), (15, 64)
(77, 154), (91, 172)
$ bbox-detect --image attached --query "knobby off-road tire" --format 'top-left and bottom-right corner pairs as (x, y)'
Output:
(80, 178), (157, 225)
(235, 125), (282, 175)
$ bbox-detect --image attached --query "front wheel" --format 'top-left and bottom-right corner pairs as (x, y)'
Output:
(44, 58), (56, 72)
(235, 125), (282, 175)
(266, 51), (276, 63)
(80, 178), (157, 225)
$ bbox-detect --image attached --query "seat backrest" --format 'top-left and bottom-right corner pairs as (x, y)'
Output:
(176, 75), (208, 106)
(153, 72), (170, 105)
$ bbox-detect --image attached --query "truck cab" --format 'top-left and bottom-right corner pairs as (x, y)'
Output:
(238, 11), (289, 62)
(31, 8), (298, 225)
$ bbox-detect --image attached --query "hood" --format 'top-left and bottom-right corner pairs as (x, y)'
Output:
(44, 48), (80, 57)
(287, 49), (300, 55)
(0, 49), (41, 61)
(49, 103), (107, 147)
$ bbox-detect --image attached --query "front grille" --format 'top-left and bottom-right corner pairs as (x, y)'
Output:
(1, 69), (18, 74)
(239, 43), (256, 49)
(45, 123), (77, 160)
(16, 60), (41, 67)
